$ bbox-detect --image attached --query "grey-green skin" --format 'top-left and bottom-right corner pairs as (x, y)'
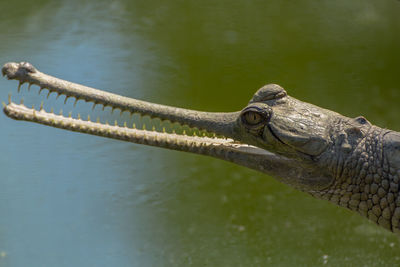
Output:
(3, 62), (400, 233)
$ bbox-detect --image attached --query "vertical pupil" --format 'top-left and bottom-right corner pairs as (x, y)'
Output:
(246, 112), (260, 124)
(243, 111), (263, 125)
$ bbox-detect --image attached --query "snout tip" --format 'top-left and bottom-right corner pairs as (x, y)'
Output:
(2, 61), (37, 80)
(2, 62), (16, 78)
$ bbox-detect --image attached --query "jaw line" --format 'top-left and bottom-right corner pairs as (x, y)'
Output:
(2, 61), (272, 160)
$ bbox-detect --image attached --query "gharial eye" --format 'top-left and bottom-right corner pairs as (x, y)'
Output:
(243, 111), (263, 125)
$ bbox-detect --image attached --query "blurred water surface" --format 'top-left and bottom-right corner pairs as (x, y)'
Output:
(0, 0), (399, 266)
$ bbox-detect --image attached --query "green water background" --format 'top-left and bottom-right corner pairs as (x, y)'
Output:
(0, 0), (399, 266)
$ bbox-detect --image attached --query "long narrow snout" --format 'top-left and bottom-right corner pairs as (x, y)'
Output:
(2, 62), (239, 138)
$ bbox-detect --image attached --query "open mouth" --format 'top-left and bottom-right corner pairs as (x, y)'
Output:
(1, 62), (253, 155)
(3, 84), (230, 146)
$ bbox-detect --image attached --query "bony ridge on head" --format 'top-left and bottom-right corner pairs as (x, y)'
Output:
(250, 84), (287, 103)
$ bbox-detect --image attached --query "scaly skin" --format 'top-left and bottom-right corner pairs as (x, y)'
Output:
(2, 62), (400, 233)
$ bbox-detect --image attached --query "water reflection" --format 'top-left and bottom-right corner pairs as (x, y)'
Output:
(0, 0), (399, 266)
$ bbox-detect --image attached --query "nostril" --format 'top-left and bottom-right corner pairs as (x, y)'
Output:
(19, 62), (37, 73)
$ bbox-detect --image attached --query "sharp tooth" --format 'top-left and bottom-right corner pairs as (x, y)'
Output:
(114, 120), (118, 126)
(152, 126), (155, 131)
(77, 113), (81, 120)
(56, 93), (61, 100)
(92, 103), (96, 110)
(50, 107), (54, 113)
(162, 127), (166, 133)
(74, 99), (78, 107)
(39, 87), (44, 95)
(68, 112), (72, 118)
(124, 122), (127, 127)
(17, 82), (22, 93)
(87, 115), (91, 121)
(47, 91), (52, 99)
(59, 109), (63, 115)
(40, 102), (44, 110)
(105, 120), (109, 125)
(64, 96), (70, 104)
(142, 124), (146, 130)
(133, 123), (136, 128)
(8, 94), (11, 104)
(27, 83), (32, 91)
(2, 102), (6, 108)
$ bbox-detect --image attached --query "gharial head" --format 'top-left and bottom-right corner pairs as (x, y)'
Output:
(234, 83), (334, 159)
(2, 62), (360, 192)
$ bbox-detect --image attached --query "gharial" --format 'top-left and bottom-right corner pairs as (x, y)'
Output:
(2, 62), (400, 234)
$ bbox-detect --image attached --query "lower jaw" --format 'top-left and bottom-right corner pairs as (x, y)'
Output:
(3, 101), (237, 152)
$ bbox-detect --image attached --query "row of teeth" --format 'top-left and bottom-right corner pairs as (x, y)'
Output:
(7, 83), (222, 138)
(17, 81), (123, 112)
